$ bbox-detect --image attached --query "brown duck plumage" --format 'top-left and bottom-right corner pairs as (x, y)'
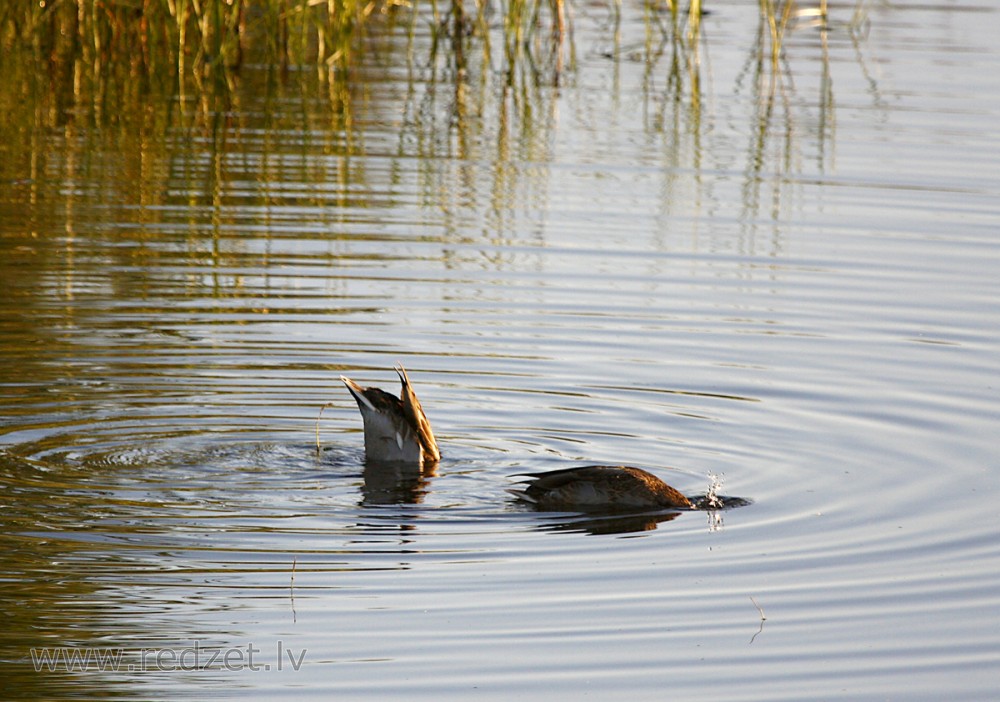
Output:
(509, 465), (693, 510)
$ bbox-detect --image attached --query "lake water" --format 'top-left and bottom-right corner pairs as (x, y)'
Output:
(2, 0), (999, 699)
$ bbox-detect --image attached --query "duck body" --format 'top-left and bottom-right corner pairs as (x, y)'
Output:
(509, 465), (693, 511)
(341, 364), (439, 466)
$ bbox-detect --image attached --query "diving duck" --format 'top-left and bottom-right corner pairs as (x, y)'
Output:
(341, 363), (440, 466)
(508, 465), (693, 511)
(341, 364), (693, 510)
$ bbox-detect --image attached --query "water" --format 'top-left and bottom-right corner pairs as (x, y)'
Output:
(2, 1), (1000, 699)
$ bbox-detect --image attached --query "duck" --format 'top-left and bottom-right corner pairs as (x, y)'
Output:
(507, 465), (693, 511)
(341, 364), (694, 511)
(341, 363), (440, 466)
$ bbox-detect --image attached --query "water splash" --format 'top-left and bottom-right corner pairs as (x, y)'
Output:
(704, 472), (726, 510)
(697, 472), (722, 531)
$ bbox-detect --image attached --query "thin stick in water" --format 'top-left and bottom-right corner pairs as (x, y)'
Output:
(749, 594), (766, 644)
(290, 556), (298, 624)
(315, 402), (335, 453)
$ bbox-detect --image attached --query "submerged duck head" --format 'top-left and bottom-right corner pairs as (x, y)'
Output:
(341, 363), (440, 466)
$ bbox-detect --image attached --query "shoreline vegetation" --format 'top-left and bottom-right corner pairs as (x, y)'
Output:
(2, 1), (863, 92)
(1, 0), (872, 233)
(4, 0), (571, 85)
(0, 0), (873, 145)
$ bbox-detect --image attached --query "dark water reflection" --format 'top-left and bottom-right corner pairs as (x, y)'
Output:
(531, 509), (683, 536)
(360, 460), (435, 505)
(3, 1), (1000, 700)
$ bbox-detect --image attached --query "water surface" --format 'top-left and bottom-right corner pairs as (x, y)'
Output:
(2, 1), (1000, 699)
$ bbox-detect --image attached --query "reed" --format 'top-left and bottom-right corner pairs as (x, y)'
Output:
(0, 0), (593, 90)
(0, 0), (393, 83)
(2, 2), (865, 100)
(758, 0), (796, 79)
(499, 0), (570, 85)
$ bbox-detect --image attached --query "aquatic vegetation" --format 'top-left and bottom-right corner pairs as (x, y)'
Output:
(0, 0), (876, 231)
(1, 0), (387, 77)
(2, 1), (870, 91)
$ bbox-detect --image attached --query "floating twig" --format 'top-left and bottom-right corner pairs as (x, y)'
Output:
(315, 402), (335, 453)
(290, 556), (298, 624)
(749, 594), (766, 644)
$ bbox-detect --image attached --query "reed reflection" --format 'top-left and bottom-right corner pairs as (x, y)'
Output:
(0, 1), (885, 276)
(738, 1), (876, 226)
